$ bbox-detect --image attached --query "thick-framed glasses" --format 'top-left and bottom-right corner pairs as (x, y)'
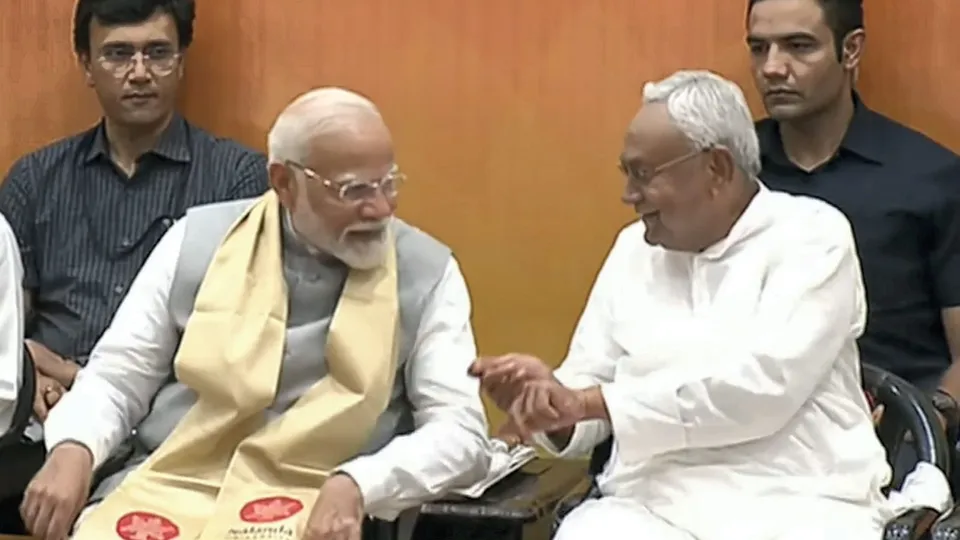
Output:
(96, 44), (181, 78)
(618, 147), (710, 190)
(286, 161), (406, 204)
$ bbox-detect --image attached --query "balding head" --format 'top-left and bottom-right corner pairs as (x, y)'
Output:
(267, 87), (387, 165)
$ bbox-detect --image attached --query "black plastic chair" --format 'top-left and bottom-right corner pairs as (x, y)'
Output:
(362, 517), (401, 540)
(862, 363), (951, 540)
(932, 506), (960, 539)
(0, 345), (43, 506)
(0, 345), (41, 532)
(0, 345), (36, 450)
(552, 363), (951, 540)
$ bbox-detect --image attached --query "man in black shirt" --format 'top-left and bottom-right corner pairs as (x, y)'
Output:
(0, 0), (267, 530)
(746, 0), (960, 428)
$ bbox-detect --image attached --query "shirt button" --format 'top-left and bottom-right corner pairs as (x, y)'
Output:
(121, 238), (132, 248)
(114, 284), (124, 294)
(161, 218), (173, 228)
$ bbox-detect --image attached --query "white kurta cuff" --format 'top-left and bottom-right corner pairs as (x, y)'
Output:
(335, 457), (397, 519)
(601, 381), (686, 464)
(533, 418), (610, 459)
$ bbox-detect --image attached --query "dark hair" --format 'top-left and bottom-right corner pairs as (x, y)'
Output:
(73, 0), (196, 55)
(748, 0), (863, 57)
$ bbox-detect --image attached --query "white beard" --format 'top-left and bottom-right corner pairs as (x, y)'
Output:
(325, 226), (388, 270)
(287, 198), (389, 270)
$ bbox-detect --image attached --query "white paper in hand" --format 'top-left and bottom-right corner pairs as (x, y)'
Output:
(453, 439), (537, 498)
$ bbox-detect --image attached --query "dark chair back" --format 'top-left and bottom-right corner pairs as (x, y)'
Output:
(862, 363), (951, 484)
(0, 345), (36, 449)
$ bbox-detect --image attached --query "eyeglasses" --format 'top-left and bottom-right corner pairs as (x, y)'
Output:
(96, 44), (181, 78)
(286, 161), (406, 203)
(618, 147), (710, 190)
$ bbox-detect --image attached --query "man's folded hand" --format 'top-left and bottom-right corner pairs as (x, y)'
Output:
(303, 473), (364, 540)
(26, 339), (80, 389)
(21, 442), (94, 540)
(505, 379), (587, 444)
(468, 353), (554, 411)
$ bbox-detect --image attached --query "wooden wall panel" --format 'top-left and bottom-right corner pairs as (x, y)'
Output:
(0, 1), (99, 165)
(1, 2), (958, 425)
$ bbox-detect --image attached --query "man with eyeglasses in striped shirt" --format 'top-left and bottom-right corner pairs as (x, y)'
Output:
(0, 1), (267, 531)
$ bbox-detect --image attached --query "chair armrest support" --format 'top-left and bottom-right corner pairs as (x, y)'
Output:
(885, 506), (940, 540)
(419, 459), (588, 523)
(0, 345), (36, 449)
(930, 503), (960, 540)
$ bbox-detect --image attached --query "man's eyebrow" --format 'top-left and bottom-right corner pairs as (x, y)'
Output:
(746, 31), (819, 43)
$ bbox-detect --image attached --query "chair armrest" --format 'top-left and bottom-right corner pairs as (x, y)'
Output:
(885, 506), (940, 540)
(553, 484), (593, 525)
(551, 479), (601, 537)
(930, 503), (960, 540)
(419, 458), (588, 524)
(362, 517), (397, 540)
(0, 345), (36, 449)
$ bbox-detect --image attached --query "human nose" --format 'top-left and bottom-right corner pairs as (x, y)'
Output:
(357, 190), (393, 220)
(621, 182), (644, 206)
(760, 45), (790, 80)
(127, 52), (152, 81)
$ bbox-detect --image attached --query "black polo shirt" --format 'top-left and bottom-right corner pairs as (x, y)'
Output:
(0, 115), (268, 361)
(757, 97), (960, 390)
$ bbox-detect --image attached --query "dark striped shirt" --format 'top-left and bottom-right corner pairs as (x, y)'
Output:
(0, 115), (268, 361)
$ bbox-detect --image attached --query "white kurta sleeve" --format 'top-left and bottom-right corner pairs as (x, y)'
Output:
(532, 232), (631, 458)
(43, 220), (185, 468)
(601, 214), (866, 465)
(0, 213), (24, 435)
(336, 256), (493, 520)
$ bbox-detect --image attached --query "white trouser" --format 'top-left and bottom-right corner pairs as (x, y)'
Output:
(555, 498), (695, 540)
(555, 495), (886, 540)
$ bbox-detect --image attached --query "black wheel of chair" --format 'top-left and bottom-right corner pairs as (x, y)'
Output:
(552, 364), (952, 540)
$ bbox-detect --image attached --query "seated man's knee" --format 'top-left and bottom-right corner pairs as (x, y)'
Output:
(556, 498), (693, 540)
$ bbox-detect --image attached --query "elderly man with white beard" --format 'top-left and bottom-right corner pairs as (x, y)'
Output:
(19, 87), (492, 540)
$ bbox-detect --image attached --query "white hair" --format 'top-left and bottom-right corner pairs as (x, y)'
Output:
(641, 70), (761, 177)
(267, 87), (382, 165)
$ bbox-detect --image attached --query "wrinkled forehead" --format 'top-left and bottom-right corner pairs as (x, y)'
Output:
(302, 119), (396, 182)
(621, 104), (689, 163)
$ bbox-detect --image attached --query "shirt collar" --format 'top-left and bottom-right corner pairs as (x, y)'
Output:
(757, 92), (884, 167)
(83, 114), (192, 164)
(698, 182), (773, 261)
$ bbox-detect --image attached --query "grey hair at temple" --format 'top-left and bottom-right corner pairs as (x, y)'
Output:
(267, 87), (383, 165)
(641, 70), (761, 178)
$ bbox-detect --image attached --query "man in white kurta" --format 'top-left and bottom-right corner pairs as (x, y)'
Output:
(471, 71), (900, 539)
